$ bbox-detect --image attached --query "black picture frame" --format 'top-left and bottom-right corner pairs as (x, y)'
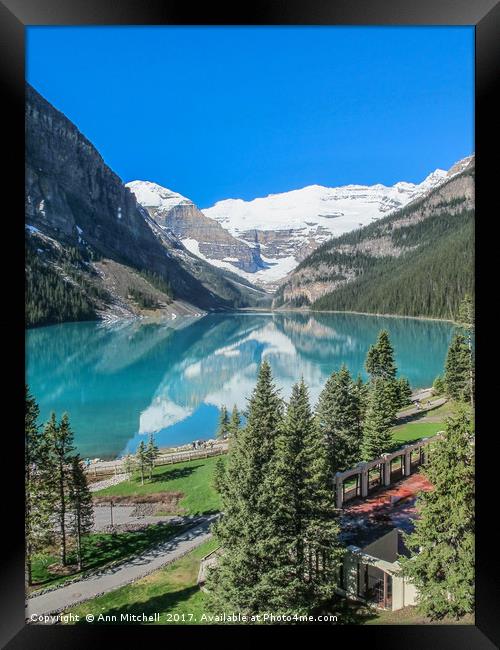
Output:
(1, 1), (498, 647)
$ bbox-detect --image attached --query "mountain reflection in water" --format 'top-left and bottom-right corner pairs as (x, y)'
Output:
(26, 312), (454, 459)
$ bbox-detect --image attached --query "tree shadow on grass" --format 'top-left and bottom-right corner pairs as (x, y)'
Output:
(396, 402), (445, 426)
(149, 465), (203, 483)
(75, 585), (201, 625)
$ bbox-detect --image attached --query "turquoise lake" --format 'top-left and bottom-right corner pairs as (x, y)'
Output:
(26, 312), (455, 460)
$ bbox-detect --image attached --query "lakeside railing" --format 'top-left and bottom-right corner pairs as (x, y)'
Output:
(84, 443), (229, 479)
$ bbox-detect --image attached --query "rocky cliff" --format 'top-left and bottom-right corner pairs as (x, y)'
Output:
(25, 84), (266, 326)
(127, 181), (264, 273)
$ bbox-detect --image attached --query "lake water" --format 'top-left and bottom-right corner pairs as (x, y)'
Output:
(26, 312), (455, 460)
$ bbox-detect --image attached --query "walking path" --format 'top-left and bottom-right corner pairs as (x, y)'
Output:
(91, 505), (183, 532)
(26, 514), (218, 618)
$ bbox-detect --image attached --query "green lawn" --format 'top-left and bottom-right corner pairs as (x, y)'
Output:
(65, 538), (218, 625)
(30, 522), (183, 594)
(96, 456), (225, 515)
(391, 421), (446, 447)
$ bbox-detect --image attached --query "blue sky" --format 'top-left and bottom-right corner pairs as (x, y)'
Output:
(26, 26), (474, 207)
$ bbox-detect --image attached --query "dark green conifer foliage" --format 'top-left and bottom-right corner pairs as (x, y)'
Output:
(444, 333), (472, 403)
(145, 433), (160, 480)
(456, 294), (474, 407)
(25, 386), (54, 585)
(207, 360), (284, 614)
(400, 407), (474, 619)
(135, 441), (148, 486)
(45, 413), (76, 565)
(258, 380), (344, 615)
(432, 375), (446, 396)
(361, 379), (398, 460)
(69, 456), (94, 571)
(228, 405), (241, 438)
(316, 365), (363, 475)
(216, 406), (230, 439)
(354, 373), (370, 420)
(365, 330), (397, 381)
(395, 376), (413, 408)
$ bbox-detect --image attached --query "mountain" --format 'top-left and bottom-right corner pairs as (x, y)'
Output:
(25, 84), (267, 327)
(201, 164), (468, 287)
(126, 181), (264, 273)
(273, 156), (474, 319)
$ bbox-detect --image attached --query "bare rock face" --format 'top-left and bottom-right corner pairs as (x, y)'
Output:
(127, 181), (265, 273)
(25, 83), (264, 319)
(26, 85), (168, 275)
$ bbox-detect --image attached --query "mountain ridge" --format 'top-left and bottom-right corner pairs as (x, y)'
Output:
(25, 83), (267, 327)
(273, 157), (474, 319)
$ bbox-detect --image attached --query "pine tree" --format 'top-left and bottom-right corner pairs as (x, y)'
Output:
(25, 386), (53, 585)
(395, 376), (413, 408)
(145, 433), (160, 480)
(259, 380), (343, 615)
(400, 407), (474, 619)
(316, 365), (363, 475)
(444, 333), (472, 403)
(123, 453), (136, 475)
(69, 456), (94, 571)
(354, 373), (370, 420)
(228, 405), (241, 438)
(207, 360), (284, 614)
(216, 405), (230, 439)
(45, 412), (75, 566)
(365, 330), (397, 381)
(456, 295), (475, 408)
(361, 379), (398, 461)
(432, 375), (446, 396)
(135, 441), (148, 486)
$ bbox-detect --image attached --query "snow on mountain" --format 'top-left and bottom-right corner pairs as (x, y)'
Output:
(126, 180), (265, 274)
(127, 158), (471, 290)
(126, 180), (192, 212)
(202, 168), (450, 239)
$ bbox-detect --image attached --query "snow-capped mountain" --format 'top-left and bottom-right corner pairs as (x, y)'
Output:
(201, 161), (473, 288)
(129, 157), (472, 290)
(126, 180), (264, 274)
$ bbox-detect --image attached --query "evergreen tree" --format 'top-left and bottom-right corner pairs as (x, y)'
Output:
(361, 379), (398, 461)
(145, 433), (160, 480)
(444, 333), (472, 403)
(45, 412), (75, 566)
(25, 386), (53, 585)
(259, 380), (343, 614)
(228, 405), (241, 438)
(207, 360), (284, 615)
(216, 405), (230, 439)
(400, 407), (474, 619)
(457, 295), (475, 408)
(69, 456), (94, 571)
(316, 365), (363, 475)
(135, 441), (148, 486)
(354, 373), (370, 420)
(395, 376), (413, 408)
(432, 375), (446, 396)
(365, 330), (397, 381)
(123, 453), (136, 475)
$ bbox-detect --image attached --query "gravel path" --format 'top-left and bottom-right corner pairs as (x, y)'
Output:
(26, 514), (218, 618)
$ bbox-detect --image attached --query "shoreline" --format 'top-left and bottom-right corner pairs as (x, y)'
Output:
(269, 307), (456, 324)
(28, 305), (458, 330)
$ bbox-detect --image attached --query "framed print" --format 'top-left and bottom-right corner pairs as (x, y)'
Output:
(1, 0), (499, 647)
